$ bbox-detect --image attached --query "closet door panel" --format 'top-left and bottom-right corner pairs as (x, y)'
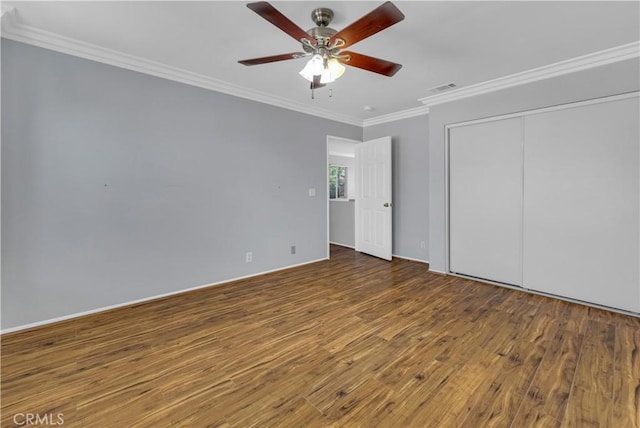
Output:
(523, 97), (639, 312)
(449, 118), (523, 285)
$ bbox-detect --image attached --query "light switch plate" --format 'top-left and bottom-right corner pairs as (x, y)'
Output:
(308, 188), (316, 197)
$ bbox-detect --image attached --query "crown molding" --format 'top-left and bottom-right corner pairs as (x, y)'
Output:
(363, 105), (430, 127)
(1, 10), (362, 127)
(418, 40), (640, 107)
(3, 8), (638, 128)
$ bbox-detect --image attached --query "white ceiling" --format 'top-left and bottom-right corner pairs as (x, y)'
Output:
(2, 1), (639, 124)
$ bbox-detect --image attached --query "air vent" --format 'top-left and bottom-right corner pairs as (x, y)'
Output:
(428, 82), (457, 93)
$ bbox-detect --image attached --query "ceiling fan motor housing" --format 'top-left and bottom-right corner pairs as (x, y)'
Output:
(302, 8), (339, 53)
(303, 26), (338, 52)
(311, 8), (333, 27)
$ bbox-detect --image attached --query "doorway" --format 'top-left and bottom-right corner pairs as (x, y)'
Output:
(327, 136), (358, 258)
(326, 135), (393, 261)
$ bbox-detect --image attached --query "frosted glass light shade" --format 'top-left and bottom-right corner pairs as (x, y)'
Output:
(299, 55), (324, 81)
(320, 59), (346, 83)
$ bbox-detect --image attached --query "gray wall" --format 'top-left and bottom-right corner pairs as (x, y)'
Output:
(364, 115), (429, 262)
(1, 39), (360, 329)
(329, 201), (355, 247)
(428, 58), (640, 272)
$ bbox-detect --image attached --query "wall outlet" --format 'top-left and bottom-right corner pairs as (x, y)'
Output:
(245, 252), (252, 263)
(291, 245), (296, 254)
(420, 241), (426, 249)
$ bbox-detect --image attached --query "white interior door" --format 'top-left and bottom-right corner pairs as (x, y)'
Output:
(355, 137), (392, 260)
(449, 118), (524, 285)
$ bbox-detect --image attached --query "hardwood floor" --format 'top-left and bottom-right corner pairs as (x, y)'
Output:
(2, 245), (639, 427)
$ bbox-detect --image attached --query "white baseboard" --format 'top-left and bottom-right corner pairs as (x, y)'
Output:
(329, 241), (355, 249)
(1, 257), (327, 334)
(392, 254), (429, 264)
(428, 269), (448, 275)
(330, 244), (429, 264)
(447, 271), (640, 318)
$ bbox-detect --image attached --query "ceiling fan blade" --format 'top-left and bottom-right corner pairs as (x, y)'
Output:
(239, 52), (307, 66)
(247, 2), (315, 45)
(340, 51), (402, 77)
(329, 2), (404, 49)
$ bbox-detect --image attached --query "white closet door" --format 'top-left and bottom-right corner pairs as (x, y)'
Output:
(449, 118), (523, 285)
(523, 97), (639, 312)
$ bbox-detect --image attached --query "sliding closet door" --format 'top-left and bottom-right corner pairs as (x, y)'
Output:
(449, 118), (523, 285)
(523, 97), (639, 312)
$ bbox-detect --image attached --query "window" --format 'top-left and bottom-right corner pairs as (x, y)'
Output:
(329, 165), (347, 199)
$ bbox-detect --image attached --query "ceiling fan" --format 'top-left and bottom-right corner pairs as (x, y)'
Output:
(238, 1), (405, 93)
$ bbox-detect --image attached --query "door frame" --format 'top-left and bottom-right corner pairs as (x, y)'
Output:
(326, 135), (360, 259)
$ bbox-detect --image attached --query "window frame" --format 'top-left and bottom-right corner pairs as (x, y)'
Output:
(329, 164), (348, 201)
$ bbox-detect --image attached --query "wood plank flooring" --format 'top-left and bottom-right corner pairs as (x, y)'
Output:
(2, 245), (639, 427)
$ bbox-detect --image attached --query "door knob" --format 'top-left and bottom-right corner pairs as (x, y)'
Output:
(384, 202), (391, 207)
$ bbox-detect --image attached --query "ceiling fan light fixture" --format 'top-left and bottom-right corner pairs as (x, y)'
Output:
(300, 56), (346, 84)
(241, 2), (405, 87)
(299, 54), (325, 81)
(320, 58), (345, 83)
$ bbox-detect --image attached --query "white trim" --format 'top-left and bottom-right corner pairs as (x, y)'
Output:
(0, 11), (361, 127)
(419, 41), (640, 107)
(3, 8), (636, 128)
(363, 105), (430, 127)
(329, 244), (429, 264)
(446, 91), (639, 130)
(0, 258), (327, 334)
(327, 135), (360, 259)
(428, 269), (447, 275)
(326, 136), (331, 260)
(329, 241), (355, 249)
(327, 136), (361, 144)
(519, 116), (525, 289)
(444, 125), (451, 276)
(392, 254), (429, 264)
(447, 272), (639, 318)
(328, 244), (430, 264)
